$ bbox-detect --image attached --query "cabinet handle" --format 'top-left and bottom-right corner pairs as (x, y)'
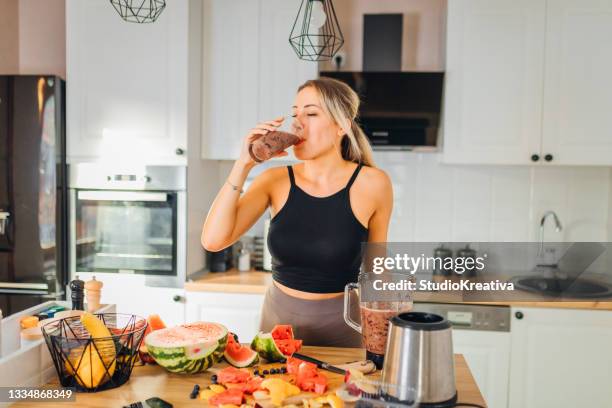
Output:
(175, 148), (185, 156)
(173, 295), (184, 302)
(515, 311), (524, 320)
(531, 154), (540, 162)
(544, 154), (553, 162)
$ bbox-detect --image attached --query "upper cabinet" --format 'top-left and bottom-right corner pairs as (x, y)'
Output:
(66, 0), (190, 164)
(201, 0), (318, 160)
(541, 0), (612, 166)
(443, 0), (612, 166)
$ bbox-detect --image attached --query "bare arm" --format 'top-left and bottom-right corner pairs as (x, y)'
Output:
(367, 170), (393, 243)
(201, 117), (286, 251)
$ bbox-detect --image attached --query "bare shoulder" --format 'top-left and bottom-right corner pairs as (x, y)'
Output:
(250, 165), (290, 190)
(357, 165), (393, 195)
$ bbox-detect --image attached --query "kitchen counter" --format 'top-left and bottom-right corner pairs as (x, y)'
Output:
(185, 270), (612, 310)
(13, 347), (486, 407)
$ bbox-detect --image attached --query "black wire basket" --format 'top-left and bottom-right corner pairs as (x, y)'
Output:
(41, 313), (147, 392)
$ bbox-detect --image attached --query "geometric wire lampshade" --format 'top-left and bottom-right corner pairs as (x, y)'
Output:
(109, 0), (166, 24)
(289, 0), (344, 61)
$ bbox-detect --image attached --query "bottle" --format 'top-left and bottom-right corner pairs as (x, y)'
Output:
(70, 276), (85, 311)
(238, 248), (251, 272)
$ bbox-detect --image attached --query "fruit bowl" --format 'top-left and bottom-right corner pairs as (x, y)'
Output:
(41, 313), (147, 392)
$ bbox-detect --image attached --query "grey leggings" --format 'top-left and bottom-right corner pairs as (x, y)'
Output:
(259, 282), (364, 348)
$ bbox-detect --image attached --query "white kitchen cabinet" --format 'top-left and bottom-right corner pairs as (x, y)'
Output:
(509, 307), (612, 408)
(185, 292), (265, 342)
(452, 329), (510, 408)
(541, 0), (612, 165)
(73, 272), (186, 327)
(201, 0), (318, 160)
(66, 0), (189, 164)
(442, 0), (545, 165)
(443, 0), (612, 166)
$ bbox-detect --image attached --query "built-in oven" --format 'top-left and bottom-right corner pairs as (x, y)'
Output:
(68, 164), (186, 288)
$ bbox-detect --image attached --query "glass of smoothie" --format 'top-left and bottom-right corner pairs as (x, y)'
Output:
(344, 272), (413, 369)
(248, 131), (301, 163)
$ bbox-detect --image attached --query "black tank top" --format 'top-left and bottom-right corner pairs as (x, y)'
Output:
(267, 163), (369, 293)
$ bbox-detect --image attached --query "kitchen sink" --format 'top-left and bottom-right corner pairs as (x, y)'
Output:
(512, 277), (612, 299)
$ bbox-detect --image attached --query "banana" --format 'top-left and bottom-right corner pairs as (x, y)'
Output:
(65, 313), (116, 389)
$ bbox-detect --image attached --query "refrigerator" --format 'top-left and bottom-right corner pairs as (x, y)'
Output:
(0, 76), (67, 317)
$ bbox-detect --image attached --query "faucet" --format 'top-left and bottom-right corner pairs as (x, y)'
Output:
(538, 210), (563, 267)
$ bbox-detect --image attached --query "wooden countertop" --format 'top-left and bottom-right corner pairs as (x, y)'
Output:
(185, 270), (612, 310)
(13, 347), (486, 407)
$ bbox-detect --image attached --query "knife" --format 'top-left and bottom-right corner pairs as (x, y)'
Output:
(291, 353), (377, 375)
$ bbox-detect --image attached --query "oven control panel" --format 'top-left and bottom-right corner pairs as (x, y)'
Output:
(412, 302), (511, 332)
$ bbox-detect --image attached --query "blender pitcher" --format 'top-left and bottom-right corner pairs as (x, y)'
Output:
(344, 272), (414, 369)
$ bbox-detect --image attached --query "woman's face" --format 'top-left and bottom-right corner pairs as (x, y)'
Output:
(291, 86), (343, 160)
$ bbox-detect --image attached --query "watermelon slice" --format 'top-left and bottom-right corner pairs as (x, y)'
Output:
(287, 356), (328, 394)
(224, 334), (259, 367)
(251, 324), (302, 362)
(217, 366), (252, 384)
(145, 322), (228, 374)
(208, 388), (244, 406)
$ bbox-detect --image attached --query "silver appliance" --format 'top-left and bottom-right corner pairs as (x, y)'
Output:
(382, 312), (457, 407)
(68, 164), (186, 288)
(412, 302), (511, 408)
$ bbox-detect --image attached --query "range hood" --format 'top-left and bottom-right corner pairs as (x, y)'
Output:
(320, 14), (445, 150)
(320, 71), (445, 150)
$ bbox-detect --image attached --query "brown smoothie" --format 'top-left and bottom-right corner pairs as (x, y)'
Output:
(249, 131), (301, 162)
(359, 307), (399, 355)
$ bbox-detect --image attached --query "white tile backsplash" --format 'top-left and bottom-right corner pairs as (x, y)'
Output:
(212, 153), (612, 242)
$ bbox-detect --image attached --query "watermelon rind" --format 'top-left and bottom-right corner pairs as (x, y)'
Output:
(250, 332), (286, 362)
(145, 322), (228, 374)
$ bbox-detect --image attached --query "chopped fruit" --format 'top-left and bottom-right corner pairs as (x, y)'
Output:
(224, 334), (259, 367)
(199, 389), (217, 401)
(261, 378), (301, 407)
(217, 367), (252, 384)
(210, 384), (227, 394)
(252, 390), (270, 400)
(208, 388), (244, 406)
(251, 325), (303, 362)
(326, 394), (345, 408)
(270, 325), (294, 341)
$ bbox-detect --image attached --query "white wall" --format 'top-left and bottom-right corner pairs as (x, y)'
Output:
(0, 0), (19, 74)
(608, 169), (612, 241)
(318, 0), (447, 72)
(213, 153), (611, 243)
(18, 0), (66, 78)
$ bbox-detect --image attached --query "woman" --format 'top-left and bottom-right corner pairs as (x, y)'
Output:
(201, 77), (393, 347)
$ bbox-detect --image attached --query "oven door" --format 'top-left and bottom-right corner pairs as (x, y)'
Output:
(69, 189), (185, 287)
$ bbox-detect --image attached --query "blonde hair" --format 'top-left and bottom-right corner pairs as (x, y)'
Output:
(298, 77), (375, 167)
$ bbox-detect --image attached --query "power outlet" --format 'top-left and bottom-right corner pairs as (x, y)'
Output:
(333, 51), (347, 70)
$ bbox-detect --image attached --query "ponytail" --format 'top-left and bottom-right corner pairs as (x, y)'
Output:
(340, 121), (375, 167)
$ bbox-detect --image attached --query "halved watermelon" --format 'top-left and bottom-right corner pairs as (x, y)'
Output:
(251, 324), (302, 362)
(145, 322), (228, 374)
(224, 334), (259, 367)
(139, 315), (167, 364)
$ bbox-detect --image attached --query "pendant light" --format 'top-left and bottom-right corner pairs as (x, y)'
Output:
(110, 0), (166, 24)
(289, 0), (344, 61)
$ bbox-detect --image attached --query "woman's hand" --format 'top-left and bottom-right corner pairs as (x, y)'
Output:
(237, 117), (288, 167)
